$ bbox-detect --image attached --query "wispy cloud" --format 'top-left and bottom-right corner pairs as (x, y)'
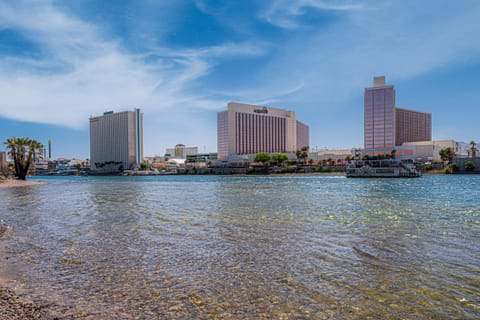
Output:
(0, 1), (266, 131)
(260, 0), (364, 29)
(252, 1), (480, 103)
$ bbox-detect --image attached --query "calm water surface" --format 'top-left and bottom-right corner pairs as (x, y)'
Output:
(0, 175), (479, 319)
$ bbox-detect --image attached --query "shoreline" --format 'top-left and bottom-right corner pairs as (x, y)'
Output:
(0, 286), (61, 320)
(0, 225), (68, 319)
(0, 178), (47, 189)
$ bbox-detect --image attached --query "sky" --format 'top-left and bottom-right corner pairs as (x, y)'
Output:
(1, 0), (480, 159)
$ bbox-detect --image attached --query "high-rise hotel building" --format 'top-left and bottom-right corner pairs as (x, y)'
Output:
(364, 76), (396, 156)
(90, 109), (143, 170)
(217, 102), (309, 160)
(364, 76), (431, 156)
(395, 107), (432, 146)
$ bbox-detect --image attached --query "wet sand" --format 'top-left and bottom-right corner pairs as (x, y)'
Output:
(0, 178), (46, 188)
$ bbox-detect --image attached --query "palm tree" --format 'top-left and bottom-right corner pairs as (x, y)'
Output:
(439, 147), (455, 164)
(4, 137), (44, 180)
(469, 141), (477, 158)
(5, 137), (19, 176)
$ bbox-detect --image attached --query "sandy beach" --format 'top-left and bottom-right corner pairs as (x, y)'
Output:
(0, 178), (46, 188)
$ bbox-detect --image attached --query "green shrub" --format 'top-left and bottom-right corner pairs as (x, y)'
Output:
(424, 164), (433, 171)
(321, 166), (332, 172)
(465, 161), (475, 172)
(448, 163), (458, 172)
(246, 167), (255, 174)
(277, 167), (295, 174)
(253, 152), (271, 163)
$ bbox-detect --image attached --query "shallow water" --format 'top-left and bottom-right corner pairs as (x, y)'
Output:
(0, 175), (479, 319)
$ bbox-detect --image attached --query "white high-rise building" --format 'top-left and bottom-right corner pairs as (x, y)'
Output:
(90, 109), (143, 171)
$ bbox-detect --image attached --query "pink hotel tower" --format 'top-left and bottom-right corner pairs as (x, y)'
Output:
(217, 102), (309, 160)
(364, 76), (431, 156)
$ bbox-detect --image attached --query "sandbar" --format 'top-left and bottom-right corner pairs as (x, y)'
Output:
(0, 178), (46, 188)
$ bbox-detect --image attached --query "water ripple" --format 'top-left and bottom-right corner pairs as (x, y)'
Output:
(0, 174), (479, 319)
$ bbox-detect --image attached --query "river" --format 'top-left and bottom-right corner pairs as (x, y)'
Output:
(0, 174), (479, 319)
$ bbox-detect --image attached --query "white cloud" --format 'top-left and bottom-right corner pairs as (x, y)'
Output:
(260, 0), (364, 28)
(0, 1), (271, 155)
(0, 1), (265, 129)
(253, 1), (480, 104)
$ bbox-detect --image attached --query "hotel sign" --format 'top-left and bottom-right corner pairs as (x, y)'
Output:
(254, 107), (268, 114)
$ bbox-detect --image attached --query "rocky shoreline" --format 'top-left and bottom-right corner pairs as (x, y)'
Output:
(0, 225), (66, 319)
(0, 286), (62, 320)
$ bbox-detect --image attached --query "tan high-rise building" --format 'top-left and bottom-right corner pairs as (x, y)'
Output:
(364, 76), (396, 156)
(364, 76), (432, 156)
(217, 102), (309, 160)
(89, 109), (143, 171)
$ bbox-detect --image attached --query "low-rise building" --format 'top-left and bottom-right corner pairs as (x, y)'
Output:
(165, 144), (198, 159)
(452, 157), (480, 173)
(310, 149), (357, 165)
(34, 159), (50, 172)
(152, 159), (185, 173)
(186, 153), (218, 163)
(401, 140), (468, 162)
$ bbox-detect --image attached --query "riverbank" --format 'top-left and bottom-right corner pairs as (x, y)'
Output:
(0, 177), (46, 188)
(0, 226), (46, 319)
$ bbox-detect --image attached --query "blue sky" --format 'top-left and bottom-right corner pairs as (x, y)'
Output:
(1, 0), (480, 159)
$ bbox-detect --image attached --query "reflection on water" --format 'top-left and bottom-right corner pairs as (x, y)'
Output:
(0, 175), (479, 319)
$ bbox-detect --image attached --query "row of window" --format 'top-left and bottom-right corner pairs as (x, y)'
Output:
(235, 113), (287, 154)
